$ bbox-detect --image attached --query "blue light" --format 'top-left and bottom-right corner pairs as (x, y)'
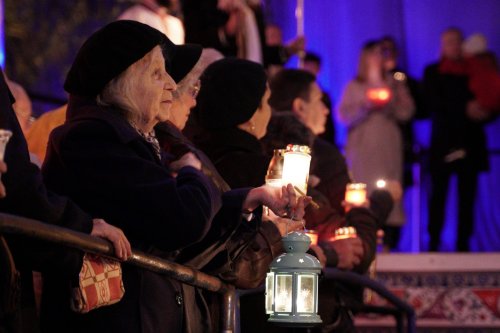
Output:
(0, 0), (4, 68)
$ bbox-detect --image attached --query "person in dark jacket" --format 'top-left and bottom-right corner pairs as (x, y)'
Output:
(41, 21), (304, 333)
(160, 53), (310, 332)
(0, 69), (130, 333)
(423, 27), (489, 252)
(265, 69), (395, 332)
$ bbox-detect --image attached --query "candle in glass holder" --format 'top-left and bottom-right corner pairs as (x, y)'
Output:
(304, 230), (318, 246)
(330, 226), (357, 242)
(282, 144), (311, 194)
(265, 149), (285, 188)
(345, 183), (367, 206)
(366, 88), (391, 104)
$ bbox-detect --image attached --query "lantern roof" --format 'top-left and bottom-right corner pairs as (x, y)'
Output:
(270, 232), (322, 270)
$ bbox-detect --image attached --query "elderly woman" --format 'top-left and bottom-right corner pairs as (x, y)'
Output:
(41, 21), (304, 333)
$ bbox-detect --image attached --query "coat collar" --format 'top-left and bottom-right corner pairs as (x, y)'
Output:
(67, 95), (142, 145)
(205, 127), (263, 156)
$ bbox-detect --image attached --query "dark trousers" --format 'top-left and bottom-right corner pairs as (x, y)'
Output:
(428, 160), (479, 251)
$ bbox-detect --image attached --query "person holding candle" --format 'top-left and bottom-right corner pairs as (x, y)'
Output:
(337, 40), (415, 243)
(155, 51), (311, 332)
(265, 70), (397, 332)
(41, 21), (305, 333)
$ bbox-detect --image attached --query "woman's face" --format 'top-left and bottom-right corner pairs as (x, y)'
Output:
(366, 46), (383, 69)
(170, 80), (200, 130)
(130, 46), (176, 131)
(254, 86), (272, 139)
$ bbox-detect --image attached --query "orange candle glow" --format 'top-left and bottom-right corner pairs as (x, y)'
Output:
(304, 230), (318, 246)
(330, 226), (357, 242)
(345, 183), (367, 206)
(366, 88), (391, 103)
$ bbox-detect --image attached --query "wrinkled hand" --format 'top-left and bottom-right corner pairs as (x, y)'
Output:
(91, 219), (131, 261)
(331, 237), (364, 270)
(170, 152), (201, 173)
(0, 161), (7, 198)
(244, 183), (311, 219)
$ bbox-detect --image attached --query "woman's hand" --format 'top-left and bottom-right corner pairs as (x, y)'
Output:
(170, 152), (202, 172)
(243, 183), (312, 220)
(91, 219), (131, 261)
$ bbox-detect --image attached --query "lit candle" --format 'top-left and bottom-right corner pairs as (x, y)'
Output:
(345, 183), (367, 206)
(376, 179), (386, 188)
(282, 145), (311, 194)
(366, 88), (391, 104)
(330, 226), (357, 242)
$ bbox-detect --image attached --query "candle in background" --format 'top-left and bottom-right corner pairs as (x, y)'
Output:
(376, 179), (386, 188)
(304, 230), (318, 246)
(366, 88), (391, 104)
(330, 226), (357, 242)
(345, 183), (367, 206)
(282, 144), (311, 194)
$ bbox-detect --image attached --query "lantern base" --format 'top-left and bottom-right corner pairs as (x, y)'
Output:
(268, 314), (322, 327)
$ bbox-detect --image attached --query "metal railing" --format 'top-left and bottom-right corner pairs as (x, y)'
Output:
(0, 212), (236, 333)
(323, 268), (416, 333)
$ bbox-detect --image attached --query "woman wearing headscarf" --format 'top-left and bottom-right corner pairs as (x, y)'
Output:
(41, 21), (303, 333)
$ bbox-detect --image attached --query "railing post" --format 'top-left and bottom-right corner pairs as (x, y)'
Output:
(221, 285), (236, 333)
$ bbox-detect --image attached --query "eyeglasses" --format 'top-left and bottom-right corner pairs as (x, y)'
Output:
(190, 80), (201, 99)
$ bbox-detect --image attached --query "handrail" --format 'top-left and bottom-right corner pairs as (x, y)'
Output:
(0, 212), (235, 332)
(323, 268), (416, 333)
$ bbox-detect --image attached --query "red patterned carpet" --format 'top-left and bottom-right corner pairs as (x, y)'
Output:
(356, 253), (500, 332)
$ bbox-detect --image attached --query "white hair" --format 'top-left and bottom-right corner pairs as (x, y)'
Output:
(174, 48), (224, 97)
(97, 47), (157, 121)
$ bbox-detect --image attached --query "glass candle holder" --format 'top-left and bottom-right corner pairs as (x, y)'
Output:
(330, 226), (357, 242)
(345, 183), (367, 206)
(282, 144), (311, 194)
(366, 88), (391, 103)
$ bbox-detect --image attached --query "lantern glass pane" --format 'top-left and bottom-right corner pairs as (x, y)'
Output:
(275, 274), (293, 312)
(282, 152), (311, 193)
(297, 274), (315, 313)
(265, 272), (274, 314)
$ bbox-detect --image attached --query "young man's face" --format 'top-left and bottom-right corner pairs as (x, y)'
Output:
(298, 82), (329, 135)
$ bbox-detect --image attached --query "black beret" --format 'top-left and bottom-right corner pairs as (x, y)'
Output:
(64, 20), (202, 97)
(198, 58), (267, 130)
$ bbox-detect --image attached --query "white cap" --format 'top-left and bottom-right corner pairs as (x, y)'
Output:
(463, 33), (488, 55)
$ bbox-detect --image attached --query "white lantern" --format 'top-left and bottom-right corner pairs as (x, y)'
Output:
(266, 232), (322, 327)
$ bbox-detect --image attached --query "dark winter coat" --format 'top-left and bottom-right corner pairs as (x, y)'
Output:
(423, 62), (489, 171)
(41, 99), (225, 333)
(0, 71), (93, 333)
